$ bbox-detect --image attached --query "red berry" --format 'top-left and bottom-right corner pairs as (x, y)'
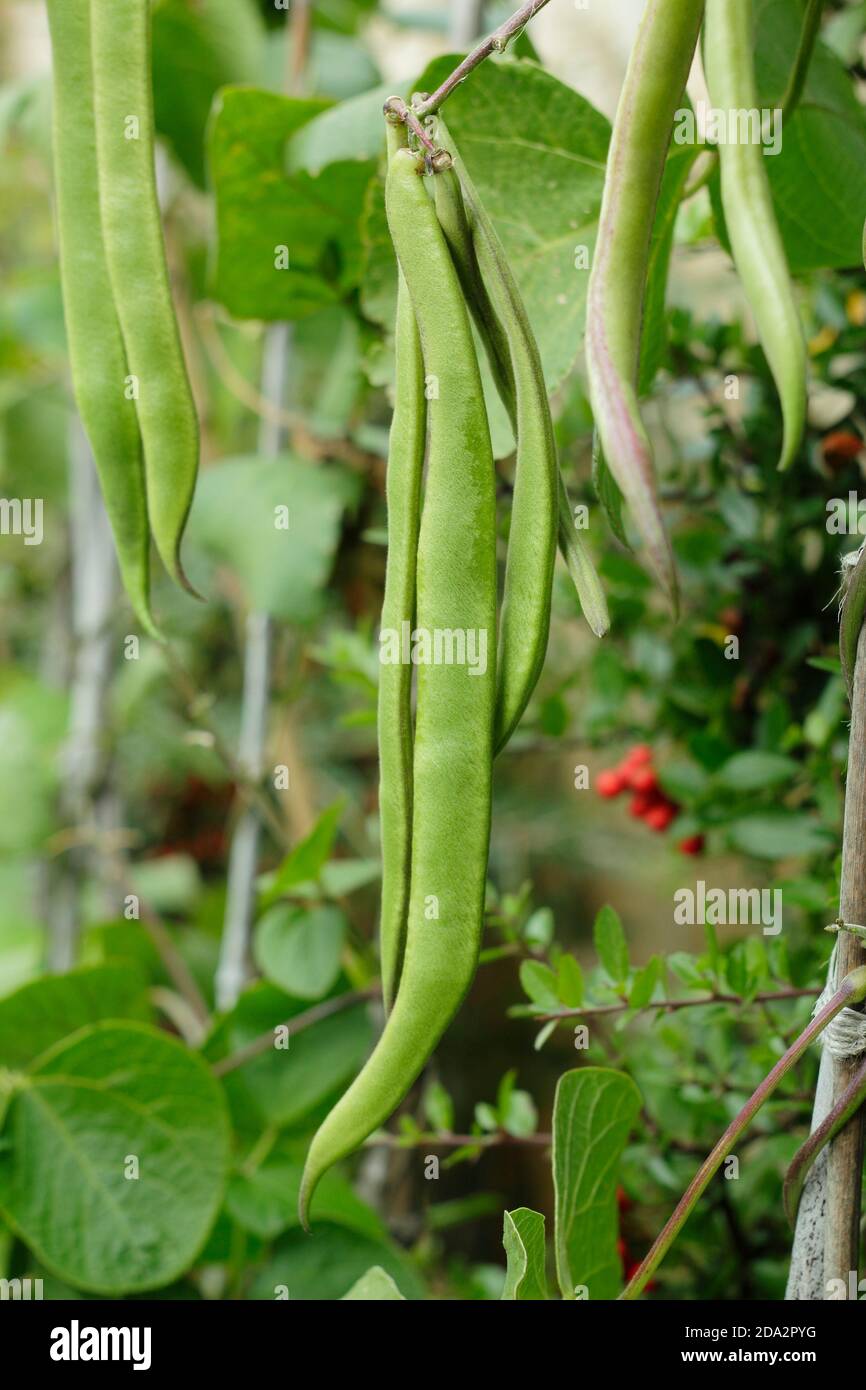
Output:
(628, 766), (658, 794)
(622, 744), (652, 768)
(679, 834), (705, 856)
(596, 769), (625, 798)
(629, 793), (653, 818)
(645, 803), (676, 832)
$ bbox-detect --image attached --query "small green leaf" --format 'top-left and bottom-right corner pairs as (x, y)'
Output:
(261, 801), (344, 904)
(522, 907), (555, 950)
(556, 955), (585, 1008)
(629, 955), (662, 1009)
(667, 953), (711, 991)
(519, 960), (560, 1010)
(501, 1089), (538, 1140)
(502, 1208), (548, 1300)
(423, 1081), (454, 1134)
(342, 1265), (406, 1300)
(593, 906), (629, 987)
(553, 1068), (642, 1299)
(254, 904), (346, 1000)
(474, 1102), (499, 1133)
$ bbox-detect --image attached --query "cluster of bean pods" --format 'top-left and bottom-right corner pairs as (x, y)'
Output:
(300, 0), (820, 1222)
(299, 118), (611, 1221)
(46, 0), (200, 634)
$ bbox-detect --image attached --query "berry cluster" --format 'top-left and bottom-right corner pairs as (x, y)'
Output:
(595, 745), (704, 856)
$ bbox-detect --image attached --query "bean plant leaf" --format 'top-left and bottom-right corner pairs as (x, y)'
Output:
(0, 1022), (230, 1294)
(0, 964), (150, 1071)
(553, 1067), (642, 1300)
(254, 904), (347, 1000)
(208, 87), (373, 319)
(152, 0), (265, 187)
(341, 1265), (406, 1300)
(375, 56), (610, 394)
(502, 1207), (548, 1300)
(755, 0), (866, 271)
(187, 456), (359, 623)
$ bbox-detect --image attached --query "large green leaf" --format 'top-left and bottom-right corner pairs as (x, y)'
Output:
(208, 86), (373, 319)
(0, 965), (150, 1070)
(502, 1207), (548, 1300)
(0, 1023), (230, 1294)
(187, 455), (359, 622)
(553, 1067), (642, 1300)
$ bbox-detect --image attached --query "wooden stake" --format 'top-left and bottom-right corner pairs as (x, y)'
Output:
(825, 623), (866, 1285)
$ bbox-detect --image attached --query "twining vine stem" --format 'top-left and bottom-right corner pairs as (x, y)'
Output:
(383, 0), (553, 147)
(413, 0), (553, 117)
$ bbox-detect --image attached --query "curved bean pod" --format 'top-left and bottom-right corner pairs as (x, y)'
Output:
(586, 0), (705, 609)
(91, 0), (200, 593)
(300, 146), (497, 1224)
(46, 0), (155, 635)
(704, 0), (807, 471)
(377, 120), (426, 1013)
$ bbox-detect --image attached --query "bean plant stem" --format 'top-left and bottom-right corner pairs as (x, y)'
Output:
(413, 0), (554, 118)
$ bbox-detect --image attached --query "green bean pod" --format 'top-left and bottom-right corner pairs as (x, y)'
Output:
(434, 168), (557, 753)
(585, 0), (705, 609)
(704, 0), (807, 471)
(377, 122), (426, 1012)
(434, 142), (608, 694)
(46, 0), (155, 635)
(91, 0), (199, 593)
(300, 146), (497, 1224)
